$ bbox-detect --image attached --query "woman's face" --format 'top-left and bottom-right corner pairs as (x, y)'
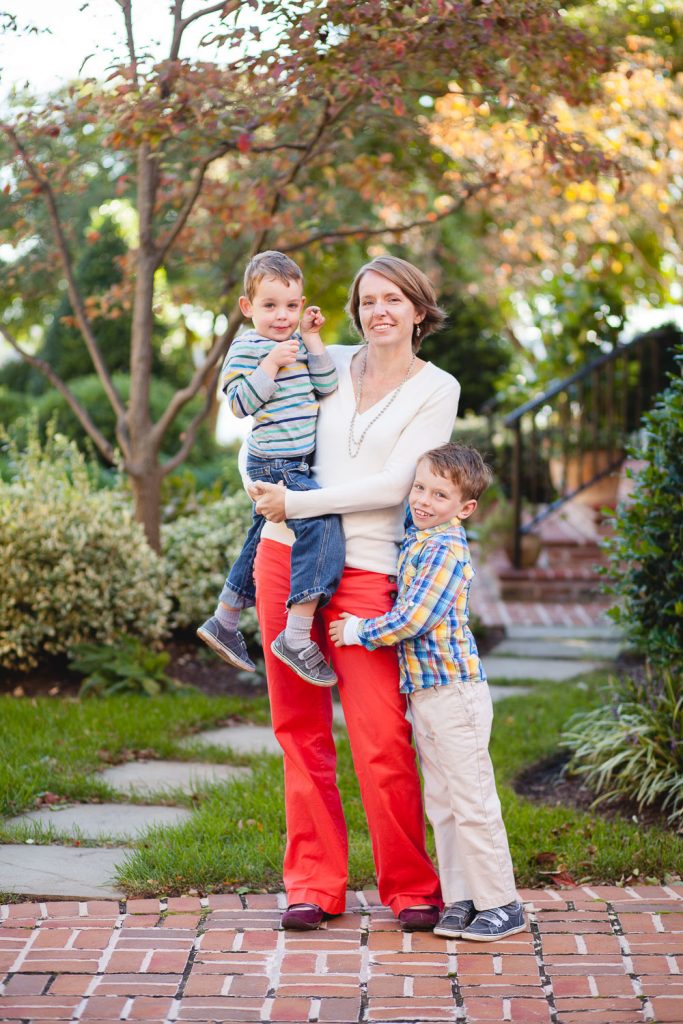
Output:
(357, 270), (422, 350)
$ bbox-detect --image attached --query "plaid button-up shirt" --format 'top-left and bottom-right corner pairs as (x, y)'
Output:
(356, 516), (486, 694)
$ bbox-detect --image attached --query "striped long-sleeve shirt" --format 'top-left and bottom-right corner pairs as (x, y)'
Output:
(354, 516), (486, 693)
(221, 329), (338, 457)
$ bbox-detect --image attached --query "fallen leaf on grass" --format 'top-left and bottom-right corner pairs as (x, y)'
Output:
(34, 791), (67, 807)
(535, 851), (558, 867)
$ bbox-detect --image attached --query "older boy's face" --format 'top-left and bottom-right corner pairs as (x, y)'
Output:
(409, 461), (477, 530)
(240, 276), (305, 342)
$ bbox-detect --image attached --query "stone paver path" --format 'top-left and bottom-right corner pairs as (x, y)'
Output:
(1, 885), (682, 1023)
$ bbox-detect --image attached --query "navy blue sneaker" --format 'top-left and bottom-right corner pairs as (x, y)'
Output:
(433, 900), (476, 938)
(461, 901), (526, 941)
(196, 617), (256, 672)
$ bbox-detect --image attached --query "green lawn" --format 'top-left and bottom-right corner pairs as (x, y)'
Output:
(1, 673), (681, 897)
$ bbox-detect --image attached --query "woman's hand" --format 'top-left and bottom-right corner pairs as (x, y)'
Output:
(251, 480), (287, 522)
(329, 612), (353, 647)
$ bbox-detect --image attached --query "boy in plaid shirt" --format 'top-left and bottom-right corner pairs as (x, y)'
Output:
(329, 443), (524, 941)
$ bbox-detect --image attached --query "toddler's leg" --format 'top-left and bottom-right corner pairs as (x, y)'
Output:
(272, 594), (338, 688)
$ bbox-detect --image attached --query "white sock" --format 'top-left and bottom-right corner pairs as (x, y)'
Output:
(284, 612), (314, 650)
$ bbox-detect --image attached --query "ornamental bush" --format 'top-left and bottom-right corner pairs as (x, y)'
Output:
(162, 492), (259, 643)
(603, 346), (683, 667)
(0, 429), (170, 672)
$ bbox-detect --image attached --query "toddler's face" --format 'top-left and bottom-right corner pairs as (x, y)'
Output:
(409, 461), (476, 530)
(241, 276), (305, 342)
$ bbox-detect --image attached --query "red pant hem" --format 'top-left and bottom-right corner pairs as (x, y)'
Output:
(286, 888), (347, 916)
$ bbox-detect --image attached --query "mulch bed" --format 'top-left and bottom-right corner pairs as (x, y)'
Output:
(514, 750), (676, 833)
(2, 624), (507, 700)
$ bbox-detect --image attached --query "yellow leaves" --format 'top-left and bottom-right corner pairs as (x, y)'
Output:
(611, 260), (623, 274)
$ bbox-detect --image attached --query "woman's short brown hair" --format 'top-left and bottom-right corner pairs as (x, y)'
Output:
(345, 255), (446, 352)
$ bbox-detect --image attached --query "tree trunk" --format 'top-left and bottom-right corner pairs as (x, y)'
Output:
(130, 466), (163, 553)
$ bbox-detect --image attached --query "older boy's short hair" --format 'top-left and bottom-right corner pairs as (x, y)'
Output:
(243, 250), (304, 300)
(419, 443), (493, 502)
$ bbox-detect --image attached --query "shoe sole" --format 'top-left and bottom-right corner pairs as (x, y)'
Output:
(196, 627), (256, 673)
(270, 642), (337, 687)
(433, 925), (466, 938)
(461, 922), (526, 942)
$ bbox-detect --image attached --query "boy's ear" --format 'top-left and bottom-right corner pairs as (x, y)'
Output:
(239, 295), (252, 318)
(458, 498), (478, 521)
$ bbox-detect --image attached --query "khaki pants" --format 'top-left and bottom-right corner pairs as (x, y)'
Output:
(409, 681), (518, 911)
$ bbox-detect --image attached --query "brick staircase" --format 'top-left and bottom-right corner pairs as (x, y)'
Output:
(497, 500), (613, 604)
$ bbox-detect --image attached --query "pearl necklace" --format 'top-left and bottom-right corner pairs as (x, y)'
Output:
(347, 347), (416, 459)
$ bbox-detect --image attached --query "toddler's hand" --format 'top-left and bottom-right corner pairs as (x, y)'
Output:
(267, 337), (300, 368)
(329, 612), (353, 648)
(300, 305), (325, 348)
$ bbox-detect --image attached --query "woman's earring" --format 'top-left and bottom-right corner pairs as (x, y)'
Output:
(415, 324), (422, 340)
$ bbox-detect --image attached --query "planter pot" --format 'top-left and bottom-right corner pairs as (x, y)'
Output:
(549, 449), (623, 509)
(503, 532), (542, 569)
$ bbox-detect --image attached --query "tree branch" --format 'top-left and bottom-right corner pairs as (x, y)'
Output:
(2, 124), (129, 436)
(115, 0), (139, 86)
(0, 324), (117, 463)
(161, 361), (221, 476)
(154, 142), (231, 268)
(279, 180), (492, 253)
(170, 0), (241, 61)
(150, 305), (242, 449)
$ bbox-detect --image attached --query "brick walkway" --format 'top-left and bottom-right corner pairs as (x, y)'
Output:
(2, 886), (682, 1023)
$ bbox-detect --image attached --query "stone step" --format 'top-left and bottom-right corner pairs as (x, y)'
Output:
(485, 656), (606, 682)
(5, 803), (193, 841)
(498, 565), (603, 603)
(0, 844), (129, 899)
(492, 636), (621, 661)
(98, 760), (251, 797)
(180, 725), (283, 756)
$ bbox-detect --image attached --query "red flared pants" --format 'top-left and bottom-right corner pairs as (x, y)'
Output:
(254, 539), (442, 916)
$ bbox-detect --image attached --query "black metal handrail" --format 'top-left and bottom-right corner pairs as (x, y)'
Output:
(499, 326), (679, 568)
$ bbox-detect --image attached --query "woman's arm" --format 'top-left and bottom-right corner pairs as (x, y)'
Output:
(283, 376), (460, 519)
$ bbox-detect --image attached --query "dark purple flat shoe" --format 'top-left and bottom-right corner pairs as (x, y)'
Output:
(281, 903), (326, 930)
(398, 905), (440, 932)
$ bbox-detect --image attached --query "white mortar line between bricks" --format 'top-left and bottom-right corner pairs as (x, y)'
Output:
(167, 997), (181, 1020)
(315, 952), (326, 974)
(232, 932), (244, 951)
(38, 902), (48, 918)
(71, 995), (88, 1019)
(447, 952), (457, 975)
(0, 905), (7, 921)
(120, 996), (133, 1020)
(502, 997), (512, 1020)
(492, 954), (503, 975)
(96, 915), (125, 973)
(199, 897), (209, 908)
(587, 975), (598, 997)
(664, 886), (683, 900)
(581, 886), (601, 900)
(309, 997), (321, 1021)
(403, 977), (414, 997)
(8, 925), (40, 973)
(78, 902), (88, 917)
(260, 996), (273, 1022)
(140, 949), (154, 972)
(276, 892), (287, 910)
(64, 929), (79, 950)
(544, 888), (563, 902)
(575, 935), (588, 954)
(265, 930), (285, 994)
(666, 955), (680, 974)
(356, 891), (369, 908)
(653, 914), (665, 932)
(359, 943), (370, 985)
(220, 975), (233, 996)
(624, 887), (642, 899)
(402, 932), (412, 954)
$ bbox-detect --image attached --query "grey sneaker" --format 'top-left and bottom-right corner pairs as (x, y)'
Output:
(433, 900), (476, 938)
(196, 617), (256, 672)
(461, 901), (526, 942)
(270, 631), (337, 687)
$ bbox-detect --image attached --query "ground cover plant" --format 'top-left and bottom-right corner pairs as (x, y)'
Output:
(2, 671), (680, 896)
(564, 350), (683, 824)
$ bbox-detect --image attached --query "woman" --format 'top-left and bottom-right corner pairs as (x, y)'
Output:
(249, 256), (460, 930)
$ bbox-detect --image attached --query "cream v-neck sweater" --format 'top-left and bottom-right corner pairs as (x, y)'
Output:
(251, 344), (460, 576)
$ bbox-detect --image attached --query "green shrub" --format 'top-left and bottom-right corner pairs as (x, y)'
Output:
(162, 492), (259, 642)
(71, 636), (187, 698)
(603, 347), (683, 667)
(562, 666), (683, 826)
(0, 429), (170, 671)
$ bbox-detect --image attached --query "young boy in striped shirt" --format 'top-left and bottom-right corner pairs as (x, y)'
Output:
(329, 443), (525, 940)
(198, 251), (344, 687)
